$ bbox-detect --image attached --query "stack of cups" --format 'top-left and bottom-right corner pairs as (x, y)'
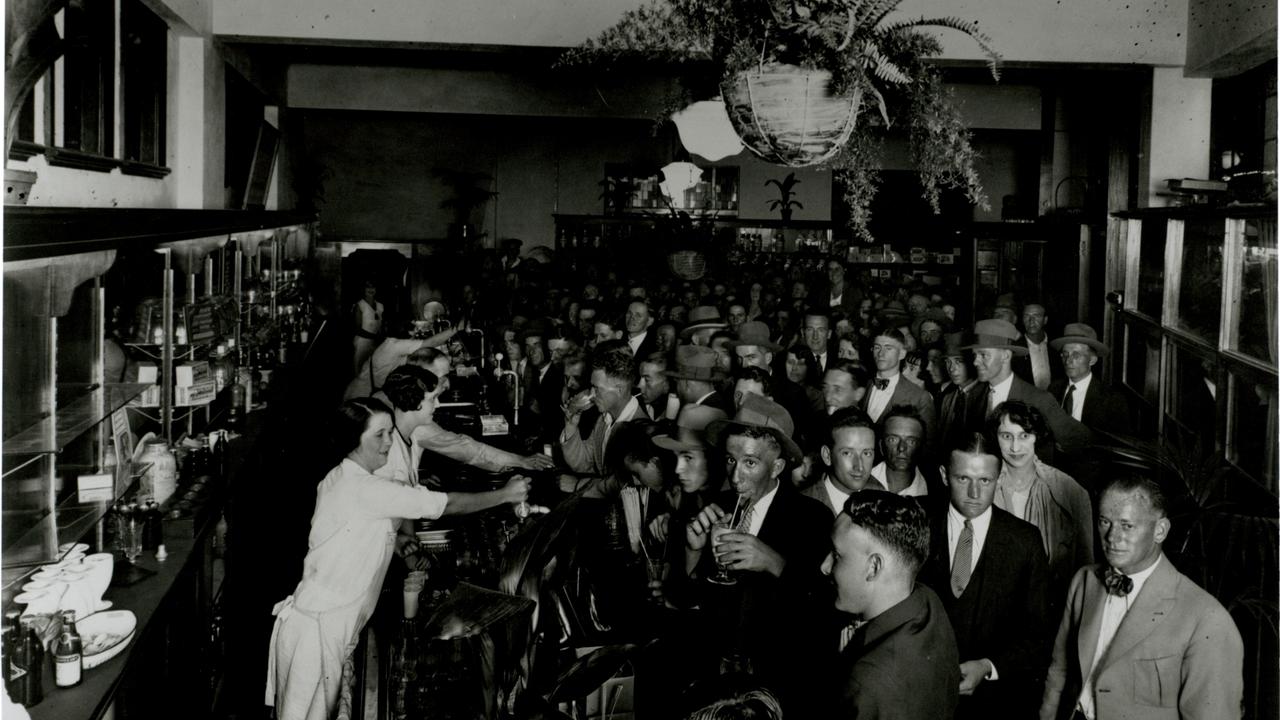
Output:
(403, 571), (427, 618)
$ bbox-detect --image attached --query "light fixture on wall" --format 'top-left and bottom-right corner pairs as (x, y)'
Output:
(670, 100), (743, 162)
(659, 161), (704, 201)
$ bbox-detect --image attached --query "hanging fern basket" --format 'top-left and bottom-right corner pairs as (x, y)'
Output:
(721, 64), (862, 167)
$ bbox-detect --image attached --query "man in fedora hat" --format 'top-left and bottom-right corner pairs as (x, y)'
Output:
(965, 319), (1091, 458)
(731, 320), (816, 449)
(682, 306), (728, 347)
(1048, 323), (1134, 437)
(686, 395), (834, 714)
(1012, 302), (1064, 391)
(937, 332), (984, 455)
(666, 345), (735, 416)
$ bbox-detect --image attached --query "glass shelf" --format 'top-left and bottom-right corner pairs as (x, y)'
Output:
(2, 383), (150, 455)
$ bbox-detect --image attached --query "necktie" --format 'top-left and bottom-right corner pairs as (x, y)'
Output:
(1102, 567), (1133, 596)
(735, 503), (756, 534)
(986, 387), (997, 418)
(951, 519), (973, 597)
(1063, 384), (1076, 415)
(873, 377), (889, 391)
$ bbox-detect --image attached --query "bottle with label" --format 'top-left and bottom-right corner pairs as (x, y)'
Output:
(52, 610), (82, 688)
(19, 617), (42, 705)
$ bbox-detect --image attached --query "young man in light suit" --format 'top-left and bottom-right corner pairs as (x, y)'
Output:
(1039, 476), (1243, 720)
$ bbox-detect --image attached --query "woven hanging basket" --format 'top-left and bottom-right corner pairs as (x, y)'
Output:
(721, 64), (862, 167)
(668, 250), (707, 280)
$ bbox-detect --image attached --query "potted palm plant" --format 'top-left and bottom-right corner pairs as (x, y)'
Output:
(558, 0), (1001, 242)
(766, 172), (803, 223)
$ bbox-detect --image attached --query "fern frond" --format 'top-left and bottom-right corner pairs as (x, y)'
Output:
(877, 15), (1002, 79)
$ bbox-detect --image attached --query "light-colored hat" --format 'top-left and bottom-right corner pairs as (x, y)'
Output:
(1049, 323), (1109, 356)
(653, 405), (727, 452)
(706, 395), (803, 464)
(727, 321), (783, 352)
(680, 306), (728, 337)
(664, 345), (729, 381)
(962, 319), (1029, 355)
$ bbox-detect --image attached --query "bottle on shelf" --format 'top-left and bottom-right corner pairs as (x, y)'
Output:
(52, 610), (83, 688)
(4, 611), (22, 704)
(18, 616), (43, 706)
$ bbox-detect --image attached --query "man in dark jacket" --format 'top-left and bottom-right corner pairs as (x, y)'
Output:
(1047, 323), (1135, 438)
(823, 491), (960, 718)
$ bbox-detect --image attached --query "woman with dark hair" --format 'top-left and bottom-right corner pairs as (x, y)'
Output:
(266, 398), (528, 720)
(783, 343), (825, 414)
(989, 400), (1094, 599)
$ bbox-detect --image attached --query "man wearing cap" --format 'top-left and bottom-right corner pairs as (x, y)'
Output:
(1013, 303), (1064, 391)
(667, 345), (735, 416)
(966, 319), (1091, 458)
(1048, 323), (1134, 437)
(1040, 476), (1243, 720)
(685, 396), (833, 714)
(624, 299), (658, 359)
(804, 407), (877, 515)
(682, 306), (728, 347)
(730, 321), (815, 449)
(937, 332), (984, 454)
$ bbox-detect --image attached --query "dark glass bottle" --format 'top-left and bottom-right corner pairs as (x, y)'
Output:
(3, 611), (22, 704)
(52, 610), (82, 688)
(19, 617), (43, 706)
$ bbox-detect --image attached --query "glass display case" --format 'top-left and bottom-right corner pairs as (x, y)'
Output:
(2, 208), (314, 592)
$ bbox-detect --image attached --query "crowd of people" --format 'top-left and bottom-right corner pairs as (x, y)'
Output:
(275, 247), (1244, 720)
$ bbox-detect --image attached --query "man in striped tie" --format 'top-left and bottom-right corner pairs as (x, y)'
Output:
(919, 432), (1051, 719)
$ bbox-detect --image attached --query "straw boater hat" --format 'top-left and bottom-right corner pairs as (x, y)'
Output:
(653, 405), (727, 452)
(727, 321), (783, 353)
(680, 306), (728, 337)
(664, 345), (729, 381)
(962, 319), (1029, 356)
(1049, 323), (1110, 356)
(706, 394), (804, 464)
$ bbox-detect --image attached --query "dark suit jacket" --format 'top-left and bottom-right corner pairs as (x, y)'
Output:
(937, 382), (985, 456)
(1047, 374), (1135, 439)
(770, 373), (819, 449)
(1013, 336), (1065, 388)
(968, 376), (1093, 460)
(696, 389), (736, 417)
(628, 330), (658, 363)
(920, 507), (1051, 718)
(861, 374), (938, 455)
(1040, 558), (1244, 720)
(696, 486), (834, 711)
(830, 584), (961, 719)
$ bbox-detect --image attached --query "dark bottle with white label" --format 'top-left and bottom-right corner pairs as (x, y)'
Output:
(52, 610), (83, 688)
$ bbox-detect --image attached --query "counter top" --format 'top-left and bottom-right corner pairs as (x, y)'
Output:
(23, 414), (261, 720)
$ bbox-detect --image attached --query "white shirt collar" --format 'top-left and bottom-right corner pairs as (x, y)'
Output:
(1069, 372), (1093, 394)
(946, 503), (994, 566)
(742, 481), (780, 537)
(869, 463), (929, 497)
(988, 372), (1015, 407)
(1117, 553), (1162, 603)
(627, 330), (647, 353)
(824, 477), (851, 514)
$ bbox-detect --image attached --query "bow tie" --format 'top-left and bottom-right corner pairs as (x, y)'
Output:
(873, 378), (890, 391)
(1101, 567), (1133, 597)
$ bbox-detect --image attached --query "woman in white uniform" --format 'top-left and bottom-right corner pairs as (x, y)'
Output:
(266, 397), (527, 720)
